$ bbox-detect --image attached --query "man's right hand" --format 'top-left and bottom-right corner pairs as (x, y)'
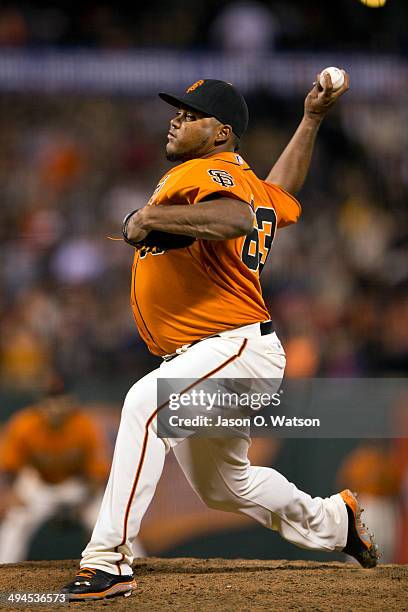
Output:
(304, 69), (350, 122)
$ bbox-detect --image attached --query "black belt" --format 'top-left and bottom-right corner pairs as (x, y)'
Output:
(162, 320), (275, 362)
(260, 320), (274, 335)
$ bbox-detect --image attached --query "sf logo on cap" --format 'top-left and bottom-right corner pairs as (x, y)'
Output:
(208, 169), (235, 188)
(186, 80), (204, 93)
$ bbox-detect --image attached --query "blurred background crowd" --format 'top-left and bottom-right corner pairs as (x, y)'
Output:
(0, 0), (407, 565)
(0, 0), (406, 52)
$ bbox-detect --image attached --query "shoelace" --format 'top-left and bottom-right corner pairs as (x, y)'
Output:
(76, 568), (97, 580)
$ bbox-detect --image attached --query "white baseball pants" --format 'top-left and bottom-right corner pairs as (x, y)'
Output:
(81, 323), (348, 575)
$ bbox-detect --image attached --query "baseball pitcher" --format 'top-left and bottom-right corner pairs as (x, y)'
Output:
(62, 73), (379, 601)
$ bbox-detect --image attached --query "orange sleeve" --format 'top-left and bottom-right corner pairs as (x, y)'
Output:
(168, 160), (253, 207)
(262, 181), (301, 228)
(0, 413), (30, 472)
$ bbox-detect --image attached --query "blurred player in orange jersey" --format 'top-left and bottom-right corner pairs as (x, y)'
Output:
(0, 379), (118, 563)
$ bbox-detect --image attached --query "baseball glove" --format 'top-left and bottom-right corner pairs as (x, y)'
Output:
(122, 209), (196, 254)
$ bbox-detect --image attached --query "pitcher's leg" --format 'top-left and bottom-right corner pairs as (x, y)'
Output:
(81, 369), (166, 575)
(173, 436), (348, 552)
(77, 337), (254, 576)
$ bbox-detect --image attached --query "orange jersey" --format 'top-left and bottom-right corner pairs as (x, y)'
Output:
(0, 407), (110, 485)
(131, 151), (301, 355)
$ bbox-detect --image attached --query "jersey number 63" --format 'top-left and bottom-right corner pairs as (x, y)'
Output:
(241, 206), (277, 274)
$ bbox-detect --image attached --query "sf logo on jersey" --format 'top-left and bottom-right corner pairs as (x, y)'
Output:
(207, 169), (235, 188)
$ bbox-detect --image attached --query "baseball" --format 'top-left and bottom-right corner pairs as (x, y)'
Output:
(319, 67), (345, 91)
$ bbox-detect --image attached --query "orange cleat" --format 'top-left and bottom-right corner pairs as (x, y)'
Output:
(340, 489), (380, 568)
(61, 567), (136, 601)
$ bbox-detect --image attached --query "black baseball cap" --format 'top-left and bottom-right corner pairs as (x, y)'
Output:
(159, 79), (249, 138)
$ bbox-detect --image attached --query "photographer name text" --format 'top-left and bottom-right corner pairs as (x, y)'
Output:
(168, 415), (321, 428)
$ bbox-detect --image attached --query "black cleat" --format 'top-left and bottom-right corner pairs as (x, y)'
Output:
(340, 489), (380, 568)
(61, 567), (136, 601)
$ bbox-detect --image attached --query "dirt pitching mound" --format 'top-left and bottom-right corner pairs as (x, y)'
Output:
(0, 558), (406, 611)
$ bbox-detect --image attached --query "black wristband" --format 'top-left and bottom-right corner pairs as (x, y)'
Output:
(122, 209), (140, 246)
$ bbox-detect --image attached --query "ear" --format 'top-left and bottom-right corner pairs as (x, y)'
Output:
(214, 124), (233, 146)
